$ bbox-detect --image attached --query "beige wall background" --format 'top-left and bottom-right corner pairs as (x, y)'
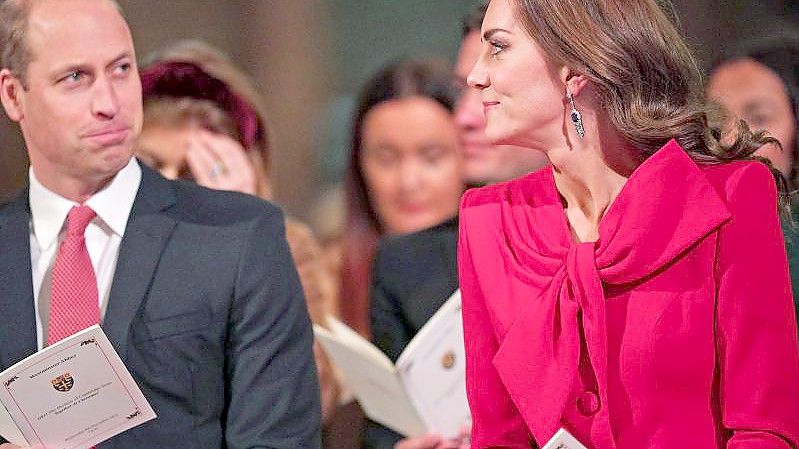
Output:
(0, 0), (796, 227)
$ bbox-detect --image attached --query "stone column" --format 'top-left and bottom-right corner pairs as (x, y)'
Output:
(239, 1), (332, 222)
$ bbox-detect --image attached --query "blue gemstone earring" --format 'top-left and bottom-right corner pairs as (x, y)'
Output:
(567, 88), (585, 139)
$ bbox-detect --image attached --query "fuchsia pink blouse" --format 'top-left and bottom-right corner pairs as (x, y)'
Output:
(458, 140), (799, 449)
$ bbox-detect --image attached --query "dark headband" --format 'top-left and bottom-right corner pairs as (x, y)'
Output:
(139, 61), (262, 149)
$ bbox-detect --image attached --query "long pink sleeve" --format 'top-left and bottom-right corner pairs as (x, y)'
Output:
(459, 190), (533, 449)
(714, 163), (799, 448)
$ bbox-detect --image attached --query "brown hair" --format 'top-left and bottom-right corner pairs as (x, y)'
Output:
(511, 0), (788, 203)
(143, 98), (238, 140)
(0, 0), (123, 87)
(0, 0), (33, 85)
(140, 40), (273, 199)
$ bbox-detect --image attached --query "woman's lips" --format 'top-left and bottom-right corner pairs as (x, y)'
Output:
(398, 202), (429, 214)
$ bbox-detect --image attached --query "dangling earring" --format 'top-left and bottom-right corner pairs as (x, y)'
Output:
(567, 88), (585, 139)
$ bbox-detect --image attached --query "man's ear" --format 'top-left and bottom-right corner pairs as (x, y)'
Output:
(0, 69), (25, 122)
(559, 66), (589, 97)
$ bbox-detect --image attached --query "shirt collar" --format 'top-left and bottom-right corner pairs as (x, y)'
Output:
(29, 158), (142, 250)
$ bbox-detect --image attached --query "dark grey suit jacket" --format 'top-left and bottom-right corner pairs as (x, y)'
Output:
(0, 164), (321, 449)
(362, 217), (459, 449)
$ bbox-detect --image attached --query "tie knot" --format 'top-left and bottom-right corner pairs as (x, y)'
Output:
(65, 205), (96, 236)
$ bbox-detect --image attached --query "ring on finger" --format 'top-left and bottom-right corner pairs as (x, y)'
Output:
(209, 162), (224, 179)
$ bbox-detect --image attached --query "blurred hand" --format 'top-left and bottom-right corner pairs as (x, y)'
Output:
(186, 129), (257, 195)
(394, 434), (443, 449)
(395, 432), (473, 449)
(453, 424), (471, 449)
(394, 423), (472, 449)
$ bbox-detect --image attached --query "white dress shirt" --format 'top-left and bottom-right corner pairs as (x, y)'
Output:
(29, 158), (142, 349)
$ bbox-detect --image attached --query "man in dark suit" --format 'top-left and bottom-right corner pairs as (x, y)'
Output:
(0, 1), (320, 448)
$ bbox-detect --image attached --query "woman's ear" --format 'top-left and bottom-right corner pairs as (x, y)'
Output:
(559, 67), (589, 97)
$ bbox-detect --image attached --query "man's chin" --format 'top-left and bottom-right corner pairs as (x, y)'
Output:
(94, 147), (134, 174)
(462, 143), (495, 159)
(464, 161), (506, 186)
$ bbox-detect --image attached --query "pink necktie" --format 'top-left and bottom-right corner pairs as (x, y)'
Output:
(48, 205), (99, 345)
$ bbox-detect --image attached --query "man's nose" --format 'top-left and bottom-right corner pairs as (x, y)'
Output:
(91, 77), (120, 119)
(454, 88), (486, 130)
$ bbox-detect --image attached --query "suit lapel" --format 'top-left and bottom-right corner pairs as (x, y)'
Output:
(103, 166), (177, 361)
(0, 192), (37, 369)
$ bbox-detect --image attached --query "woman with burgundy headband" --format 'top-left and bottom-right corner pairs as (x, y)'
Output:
(137, 40), (340, 423)
(138, 42), (270, 197)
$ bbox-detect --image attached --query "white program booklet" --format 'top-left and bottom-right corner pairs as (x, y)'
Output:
(0, 325), (156, 449)
(541, 428), (589, 449)
(314, 289), (469, 438)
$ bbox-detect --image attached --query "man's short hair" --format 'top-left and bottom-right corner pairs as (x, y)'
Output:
(0, 0), (33, 84)
(0, 0), (123, 86)
(462, 1), (488, 37)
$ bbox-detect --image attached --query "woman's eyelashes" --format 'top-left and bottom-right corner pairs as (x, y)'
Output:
(489, 39), (508, 57)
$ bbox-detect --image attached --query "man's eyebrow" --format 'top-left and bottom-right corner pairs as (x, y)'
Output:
(106, 51), (133, 68)
(49, 52), (133, 79)
(50, 62), (92, 79)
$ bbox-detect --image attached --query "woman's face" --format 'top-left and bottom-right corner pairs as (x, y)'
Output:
(136, 124), (194, 179)
(466, 0), (566, 150)
(707, 59), (796, 178)
(360, 96), (464, 235)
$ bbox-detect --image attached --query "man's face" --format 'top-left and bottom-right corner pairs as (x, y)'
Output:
(454, 30), (548, 185)
(3, 0), (142, 190)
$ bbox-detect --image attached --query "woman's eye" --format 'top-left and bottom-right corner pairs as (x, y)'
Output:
(366, 148), (398, 166)
(489, 41), (506, 56)
(420, 147), (446, 164)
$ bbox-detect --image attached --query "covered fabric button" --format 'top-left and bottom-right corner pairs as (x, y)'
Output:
(577, 390), (601, 416)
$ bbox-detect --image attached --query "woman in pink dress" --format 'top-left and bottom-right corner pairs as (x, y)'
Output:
(457, 1), (799, 448)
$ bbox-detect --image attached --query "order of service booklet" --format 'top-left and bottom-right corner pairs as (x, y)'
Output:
(541, 428), (589, 449)
(314, 289), (469, 439)
(0, 325), (156, 449)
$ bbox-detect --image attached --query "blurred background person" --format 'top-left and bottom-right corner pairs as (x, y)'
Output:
(1, 0), (798, 234)
(706, 33), (799, 319)
(321, 58), (463, 448)
(136, 39), (341, 422)
(454, 1), (549, 186)
(338, 58), (464, 337)
(368, 3), (549, 449)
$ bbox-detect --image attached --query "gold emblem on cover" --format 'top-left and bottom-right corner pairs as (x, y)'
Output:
(51, 373), (74, 392)
(441, 350), (456, 369)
